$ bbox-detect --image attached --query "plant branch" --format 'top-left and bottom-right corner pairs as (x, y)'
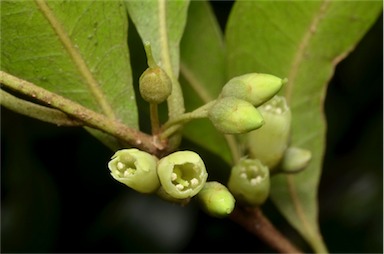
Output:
(150, 103), (160, 135)
(230, 206), (303, 253)
(0, 71), (164, 155)
(1, 89), (82, 126)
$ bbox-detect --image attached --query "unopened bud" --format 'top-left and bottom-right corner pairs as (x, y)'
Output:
(221, 73), (286, 107)
(279, 146), (311, 174)
(208, 97), (264, 134)
(139, 67), (172, 104)
(196, 181), (235, 218)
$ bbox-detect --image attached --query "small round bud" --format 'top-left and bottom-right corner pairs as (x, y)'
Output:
(139, 67), (172, 104)
(208, 97), (264, 134)
(279, 146), (312, 174)
(220, 73), (286, 107)
(157, 151), (208, 199)
(196, 181), (235, 218)
(248, 96), (291, 170)
(228, 158), (270, 207)
(108, 149), (160, 193)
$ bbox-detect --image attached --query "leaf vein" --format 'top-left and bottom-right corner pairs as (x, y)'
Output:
(34, 0), (116, 119)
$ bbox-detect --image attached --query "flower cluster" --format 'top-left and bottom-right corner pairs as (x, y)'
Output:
(107, 71), (313, 215)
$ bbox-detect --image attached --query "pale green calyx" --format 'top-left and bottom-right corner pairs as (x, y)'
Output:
(279, 146), (312, 174)
(139, 67), (172, 104)
(220, 73), (286, 107)
(108, 149), (160, 194)
(157, 151), (208, 199)
(248, 96), (291, 170)
(208, 96), (264, 134)
(196, 181), (235, 218)
(228, 158), (270, 207)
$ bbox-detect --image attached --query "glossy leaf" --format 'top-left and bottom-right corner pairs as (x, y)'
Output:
(1, 0), (137, 148)
(226, 1), (382, 252)
(1, 0), (137, 125)
(179, 1), (232, 164)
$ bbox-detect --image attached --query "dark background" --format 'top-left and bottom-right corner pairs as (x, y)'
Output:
(1, 2), (382, 253)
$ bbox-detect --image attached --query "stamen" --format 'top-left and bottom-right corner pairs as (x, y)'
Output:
(250, 176), (262, 185)
(171, 172), (177, 181)
(190, 178), (199, 187)
(117, 162), (125, 170)
(240, 172), (247, 179)
(176, 184), (184, 190)
(264, 105), (272, 111)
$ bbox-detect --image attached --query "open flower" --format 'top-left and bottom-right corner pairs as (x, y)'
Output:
(248, 96), (291, 170)
(108, 149), (160, 194)
(228, 158), (270, 206)
(157, 151), (208, 199)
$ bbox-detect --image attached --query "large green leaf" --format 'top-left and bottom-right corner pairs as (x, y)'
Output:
(179, 1), (232, 165)
(1, 0), (137, 128)
(226, 1), (382, 252)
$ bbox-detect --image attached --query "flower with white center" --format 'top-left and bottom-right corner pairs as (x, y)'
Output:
(108, 149), (160, 194)
(228, 158), (270, 206)
(157, 151), (208, 199)
(248, 95), (292, 170)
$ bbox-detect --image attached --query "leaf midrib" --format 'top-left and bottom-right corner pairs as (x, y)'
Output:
(283, 0), (331, 251)
(34, 0), (116, 119)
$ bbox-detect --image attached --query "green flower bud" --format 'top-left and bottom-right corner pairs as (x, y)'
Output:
(220, 73), (286, 107)
(108, 149), (160, 194)
(196, 181), (235, 218)
(279, 146), (312, 174)
(157, 151), (208, 199)
(208, 97), (264, 134)
(228, 158), (270, 207)
(248, 96), (291, 170)
(139, 66), (172, 104)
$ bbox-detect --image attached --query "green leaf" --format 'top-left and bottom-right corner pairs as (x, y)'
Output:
(226, 1), (382, 252)
(179, 1), (232, 165)
(1, 0), (137, 148)
(126, 0), (190, 118)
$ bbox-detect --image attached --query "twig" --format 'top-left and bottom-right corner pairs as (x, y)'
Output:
(0, 71), (165, 156)
(1, 89), (82, 126)
(230, 206), (303, 253)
